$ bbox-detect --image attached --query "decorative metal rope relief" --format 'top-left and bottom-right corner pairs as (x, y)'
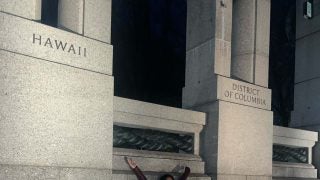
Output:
(273, 145), (308, 163)
(113, 125), (194, 154)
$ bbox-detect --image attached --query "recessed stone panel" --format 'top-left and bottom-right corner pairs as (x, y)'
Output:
(0, 12), (113, 75)
(58, 0), (84, 34)
(186, 0), (215, 50)
(84, 0), (112, 43)
(254, 54), (269, 87)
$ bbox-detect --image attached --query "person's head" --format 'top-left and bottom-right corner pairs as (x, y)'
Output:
(160, 174), (174, 180)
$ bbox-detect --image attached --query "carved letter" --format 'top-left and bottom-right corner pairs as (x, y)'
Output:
(55, 40), (67, 51)
(68, 44), (76, 54)
(233, 83), (237, 90)
(44, 38), (53, 48)
(33, 34), (42, 45)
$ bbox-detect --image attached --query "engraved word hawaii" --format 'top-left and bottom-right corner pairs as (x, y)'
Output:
(32, 33), (87, 57)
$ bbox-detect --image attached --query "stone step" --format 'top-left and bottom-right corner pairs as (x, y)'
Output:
(113, 172), (211, 180)
(273, 178), (319, 180)
(113, 148), (205, 175)
(273, 162), (318, 179)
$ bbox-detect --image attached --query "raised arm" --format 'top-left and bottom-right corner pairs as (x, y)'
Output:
(179, 167), (190, 180)
(125, 157), (148, 180)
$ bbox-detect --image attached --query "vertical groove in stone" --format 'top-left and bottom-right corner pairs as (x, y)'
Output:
(253, 0), (258, 84)
(82, 0), (86, 35)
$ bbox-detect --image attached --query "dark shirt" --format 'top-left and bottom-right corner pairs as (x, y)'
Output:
(132, 166), (190, 180)
(132, 166), (147, 180)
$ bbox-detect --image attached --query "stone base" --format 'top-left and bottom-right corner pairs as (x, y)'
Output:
(112, 148), (210, 180)
(273, 178), (319, 180)
(273, 162), (317, 179)
(0, 164), (112, 180)
(213, 175), (272, 180)
(315, 142), (320, 178)
(193, 100), (273, 176)
(113, 172), (210, 180)
(113, 148), (206, 173)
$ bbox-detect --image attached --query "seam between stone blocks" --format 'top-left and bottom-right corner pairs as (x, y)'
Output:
(114, 110), (203, 126)
(186, 38), (231, 54)
(82, 0), (86, 35)
(295, 76), (320, 85)
(253, 0), (258, 85)
(0, 49), (112, 76)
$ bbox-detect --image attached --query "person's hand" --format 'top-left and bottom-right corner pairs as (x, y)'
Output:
(125, 157), (137, 169)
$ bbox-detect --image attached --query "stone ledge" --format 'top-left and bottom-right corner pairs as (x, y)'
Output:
(273, 162), (315, 169)
(113, 148), (202, 161)
(273, 165), (318, 179)
(113, 171), (211, 180)
(114, 96), (206, 126)
(113, 149), (205, 174)
(274, 126), (318, 142)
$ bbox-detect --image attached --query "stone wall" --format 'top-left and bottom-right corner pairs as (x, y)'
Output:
(291, 0), (320, 177)
(0, 1), (114, 179)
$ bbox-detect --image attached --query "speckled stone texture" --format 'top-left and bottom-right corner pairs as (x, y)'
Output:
(0, 50), (113, 172)
(183, 75), (272, 110)
(186, 0), (232, 78)
(231, 0), (270, 87)
(184, 1), (274, 179)
(0, 12), (113, 75)
(58, 0), (84, 34)
(58, 0), (112, 43)
(0, 11), (114, 177)
(0, 165), (112, 180)
(0, 0), (41, 20)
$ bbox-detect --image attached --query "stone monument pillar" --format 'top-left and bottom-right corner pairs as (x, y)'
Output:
(232, 0), (270, 87)
(291, 0), (320, 177)
(0, 0), (41, 20)
(0, 1), (114, 179)
(58, 0), (112, 43)
(183, 0), (273, 179)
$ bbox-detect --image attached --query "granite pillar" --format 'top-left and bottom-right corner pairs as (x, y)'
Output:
(0, 7), (114, 180)
(0, 0), (41, 20)
(291, 0), (320, 177)
(58, 0), (112, 43)
(231, 0), (271, 87)
(183, 0), (273, 179)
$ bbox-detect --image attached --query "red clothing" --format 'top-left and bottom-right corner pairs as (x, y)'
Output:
(132, 166), (147, 180)
(179, 167), (190, 180)
(132, 166), (190, 180)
